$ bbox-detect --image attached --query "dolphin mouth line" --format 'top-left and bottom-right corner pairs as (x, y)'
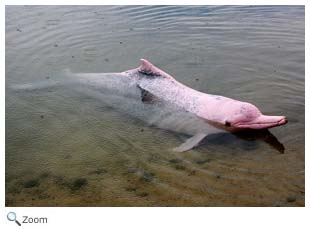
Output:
(236, 117), (288, 128)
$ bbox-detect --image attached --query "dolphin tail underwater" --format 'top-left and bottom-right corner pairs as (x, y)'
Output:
(8, 69), (74, 91)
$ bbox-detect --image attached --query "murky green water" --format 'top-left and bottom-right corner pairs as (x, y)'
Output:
(6, 6), (304, 206)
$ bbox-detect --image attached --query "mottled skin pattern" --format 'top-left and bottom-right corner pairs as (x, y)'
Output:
(124, 59), (287, 132)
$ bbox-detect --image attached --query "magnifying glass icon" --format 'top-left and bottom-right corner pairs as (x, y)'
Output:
(7, 212), (21, 226)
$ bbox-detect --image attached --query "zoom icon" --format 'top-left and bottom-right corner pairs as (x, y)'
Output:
(7, 212), (21, 226)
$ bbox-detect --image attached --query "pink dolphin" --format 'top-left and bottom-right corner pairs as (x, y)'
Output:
(123, 59), (287, 151)
(11, 59), (287, 152)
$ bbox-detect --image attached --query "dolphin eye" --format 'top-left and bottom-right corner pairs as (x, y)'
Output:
(225, 121), (231, 127)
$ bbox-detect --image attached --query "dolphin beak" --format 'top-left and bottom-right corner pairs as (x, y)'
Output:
(258, 115), (288, 126)
(235, 115), (288, 129)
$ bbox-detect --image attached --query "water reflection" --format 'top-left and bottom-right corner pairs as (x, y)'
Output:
(235, 130), (285, 154)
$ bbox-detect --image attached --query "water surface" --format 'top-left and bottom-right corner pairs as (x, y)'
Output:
(6, 5), (304, 206)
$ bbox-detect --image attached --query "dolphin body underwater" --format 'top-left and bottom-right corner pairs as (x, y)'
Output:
(63, 59), (287, 152)
(11, 59), (288, 152)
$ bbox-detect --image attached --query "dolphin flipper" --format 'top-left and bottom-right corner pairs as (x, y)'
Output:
(173, 133), (207, 152)
(173, 124), (226, 152)
(137, 85), (158, 103)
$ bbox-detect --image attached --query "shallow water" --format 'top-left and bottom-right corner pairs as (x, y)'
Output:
(6, 5), (304, 206)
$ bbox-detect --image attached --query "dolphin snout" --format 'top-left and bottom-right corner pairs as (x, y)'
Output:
(257, 115), (288, 128)
(234, 115), (288, 129)
(263, 115), (287, 124)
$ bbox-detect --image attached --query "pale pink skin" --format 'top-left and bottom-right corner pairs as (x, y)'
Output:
(123, 59), (288, 132)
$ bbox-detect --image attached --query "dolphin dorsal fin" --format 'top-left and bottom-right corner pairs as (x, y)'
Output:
(139, 59), (175, 80)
